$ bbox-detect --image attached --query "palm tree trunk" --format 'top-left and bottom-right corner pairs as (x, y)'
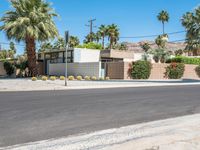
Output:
(102, 34), (105, 49)
(162, 22), (165, 35)
(25, 36), (37, 76)
(110, 38), (112, 49)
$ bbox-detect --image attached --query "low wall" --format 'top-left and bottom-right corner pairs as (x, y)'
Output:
(0, 62), (7, 76)
(107, 62), (199, 80)
(149, 64), (199, 80)
(149, 64), (169, 79)
(49, 62), (101, 77)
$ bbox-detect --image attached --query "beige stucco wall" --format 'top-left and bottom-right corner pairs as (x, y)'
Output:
(149, 64), (199, 80)
(107, 62), (200, 80)
(49, 62), (101, 77)
(0, 62), (7, 76)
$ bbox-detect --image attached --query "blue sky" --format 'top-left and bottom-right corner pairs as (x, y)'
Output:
(0, 0), (199, 54)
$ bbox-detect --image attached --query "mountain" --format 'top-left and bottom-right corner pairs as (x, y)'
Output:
(125, 41), (186, 53)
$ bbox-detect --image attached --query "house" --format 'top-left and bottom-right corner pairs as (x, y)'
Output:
(37, 48), (136, 79)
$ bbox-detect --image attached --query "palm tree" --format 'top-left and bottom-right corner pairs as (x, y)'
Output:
(0, 0), (58, 76)
(107, 24), (120, 49)
(69, 36), (80, 48)
(53, 37), (65, 50)
(39, 42), (53, 52)
(155, 35), (167, 48)
(9, 42), (16, 54)
(97, 25), (108, 49)
(157, 10), (170, 34)
(140, 42), (151, 52)
(84, 33), (96, 44)
(182, 8), (200, 56)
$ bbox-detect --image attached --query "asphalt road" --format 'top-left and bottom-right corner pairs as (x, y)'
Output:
(0, 85), (200, 147)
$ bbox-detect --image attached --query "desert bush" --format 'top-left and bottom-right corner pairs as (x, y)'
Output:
(68, 75), (75, 80)
(91, 76), (97, 80)
(50, 76), (56, 81)
(131, 61), (152, 79)
(3, 61), (15, 76)
(164, 63), (185, 79)
(105, 77), (110, 80)
(99, 77), (105, 80)
(60, 76), (65, 80)
(84, 76), (90, 80)
(41, 76), (48, 81)
(76, 76), (83, 80)
(31, 77), (37, 81)
(195, 65), (200, 78)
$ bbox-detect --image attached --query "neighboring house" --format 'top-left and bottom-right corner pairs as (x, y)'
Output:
(38, 48), (101, 77)
(37, 48), (136, 78)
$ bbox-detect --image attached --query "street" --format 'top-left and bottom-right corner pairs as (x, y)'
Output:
(0, 85), (200, 147)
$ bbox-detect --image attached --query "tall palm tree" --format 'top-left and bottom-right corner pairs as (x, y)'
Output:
(157, 10), (170, 34)
(97, 25), (108, 49)
(0, 0), (58, 76)
(69, 36), (80, 48)
(182, 8), (200, 55)
(107, 24), (120, 49)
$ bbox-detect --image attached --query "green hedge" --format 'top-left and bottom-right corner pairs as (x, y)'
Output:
(131, 61), (152, 79)
(164, 63), (185, 79)
(166, 56), (200, 65)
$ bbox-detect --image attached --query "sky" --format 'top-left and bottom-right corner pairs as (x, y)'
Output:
(0, 0), (200, 54)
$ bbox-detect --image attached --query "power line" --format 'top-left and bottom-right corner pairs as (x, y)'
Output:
(120, 31), (186, 39)
(0, 42), (25, 47)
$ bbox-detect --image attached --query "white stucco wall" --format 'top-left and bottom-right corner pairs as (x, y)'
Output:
(74, 48), (100, 63)
(49, 62), (101, 78)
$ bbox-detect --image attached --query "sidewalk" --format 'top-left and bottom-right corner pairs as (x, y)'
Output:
(0, 78), (200, 92)
(2, 114), (200, 150)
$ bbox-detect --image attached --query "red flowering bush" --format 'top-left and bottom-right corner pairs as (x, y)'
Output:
(164, 63), (185, 79)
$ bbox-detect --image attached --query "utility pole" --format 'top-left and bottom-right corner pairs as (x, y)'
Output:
(85, 19), (96, 42)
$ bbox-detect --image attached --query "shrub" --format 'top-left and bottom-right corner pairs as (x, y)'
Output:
(166, 56), (200, 65)
(84, 76), (90, 80)
(50, 76), (56, 81)
(195, 65), (200, 78)
(164, 63), (185, 79)
(131, 61), (152, 79)
(42, 76), (48, 81)
(76, 42), (103, 50)
(76, 76), (83, 80)
(60, 76), (65, 80)
(99, 77), (105, 80)
(68, 75), (75, 80)
(91, 76), (97, 80)
(105, 77), (110, 80)
(31, 77), (37, 81)
(3, 61), (15, 76)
